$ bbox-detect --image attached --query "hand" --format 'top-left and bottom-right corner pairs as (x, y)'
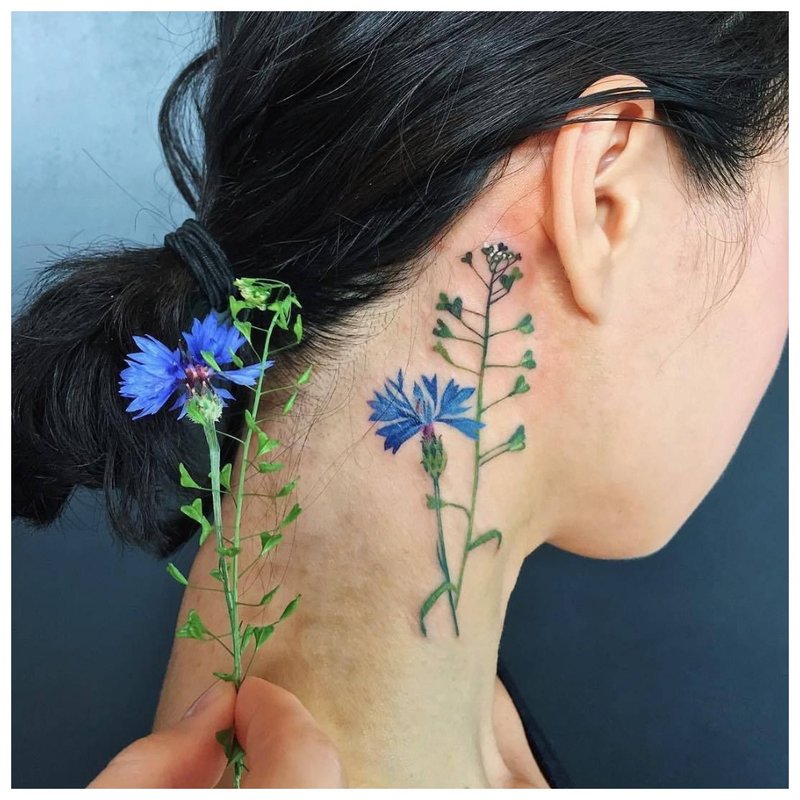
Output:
(88, 676), (346, 788)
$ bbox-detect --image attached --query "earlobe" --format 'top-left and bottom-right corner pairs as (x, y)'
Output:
(546, 75), (655, 323)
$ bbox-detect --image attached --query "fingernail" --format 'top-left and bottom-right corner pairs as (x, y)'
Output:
(182, 680), (223, 720)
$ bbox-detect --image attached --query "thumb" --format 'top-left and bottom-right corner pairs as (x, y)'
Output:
(88, 680), (236, 788)
(235, 676), (346, 788)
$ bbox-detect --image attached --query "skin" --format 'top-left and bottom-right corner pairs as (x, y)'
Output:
(90, 677), (344, 788)
(152, 75), (788, 788)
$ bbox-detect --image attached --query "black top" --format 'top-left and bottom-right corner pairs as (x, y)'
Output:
(496, 657), (573, 788)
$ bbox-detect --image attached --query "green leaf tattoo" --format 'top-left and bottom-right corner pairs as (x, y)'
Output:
(367, 242), (535, 637)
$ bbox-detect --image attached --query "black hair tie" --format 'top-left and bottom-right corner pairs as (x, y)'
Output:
(163, 218), (235, 311)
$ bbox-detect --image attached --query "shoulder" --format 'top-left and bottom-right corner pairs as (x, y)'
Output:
(493, 675), (551, 788)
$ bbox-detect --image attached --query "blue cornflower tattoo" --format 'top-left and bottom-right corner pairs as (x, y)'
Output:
(119, 311), (272, 420)
(367, 369), (483, 453)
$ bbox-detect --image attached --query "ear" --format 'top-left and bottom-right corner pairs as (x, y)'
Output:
(546, 75), (655, 322)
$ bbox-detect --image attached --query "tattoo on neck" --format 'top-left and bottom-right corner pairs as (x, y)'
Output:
(367, 242), (536, 637)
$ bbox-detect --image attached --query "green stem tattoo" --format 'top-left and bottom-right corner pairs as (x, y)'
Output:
(455, 266), (495, 605)
(431, 473), (460, 636)
(368, 242), (534, 637)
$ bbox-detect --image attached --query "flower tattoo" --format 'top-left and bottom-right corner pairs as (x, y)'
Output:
(368, 242), (535, 637)
(368, 371), (483, 453)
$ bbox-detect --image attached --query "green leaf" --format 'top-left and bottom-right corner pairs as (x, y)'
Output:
(296, 365), (312, 386)
(293, 313), (303, 343)
(275, 478), (298, 497)
(216, 545), (241, 557)
(185, 399), (206, 426)
(260, 531), (283, 556)
(257, 431), (280, 456)
(178, 462), (202, 489)
(520, 349), (537, 369)
(511, 375), (530, 396)
(229, 295), (247, 319)
(200, 349), (223, 372)
(175, 609), (210, 640)
(226, 741), (246, 770)
(227, 347), (244, 368)
(253, 624), (276, 650)
(282, 390), (298, 415)
(233, 319), (252, 343)
(278, 503), (302, 528)
(516, 312), (534, 334)
(219, 462), (232, 491)
(180, 498), (205, 524)
(258, 585), (281, 606)
(434, 293), (463, 319)
(243, 623), (276, 652)
(209, 567), (224, 582)
(216, 726), (234, 754)
(212, 671), (236, 682)
(215, 725), (246, 769)
(279, 594), (301, 622)
(432, 318), (453, 338)
(507, 424), (526, 452)
(419, 581), (456, 637)
(468, 529), (503, 552)
(241, 624), (254, 651)
(244, 409), (260, 435)
(499, 265), (523, 291)
(181, 499), (212, 544)
(435, 292), (450, 311)
(198, 518), (214, 547)
(433, 341), (454, 366)
(267, 299), (290, 330)
(257, 460), (284, 473)
(426, 493), (443, 510)
(166, 562), (189, 586)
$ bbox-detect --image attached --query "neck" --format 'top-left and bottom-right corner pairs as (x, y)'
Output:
(172, 371), (539, 787)
(162, 279), (552, 787)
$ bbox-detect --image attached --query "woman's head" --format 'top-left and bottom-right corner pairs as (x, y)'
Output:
(12, 11), (787, 563)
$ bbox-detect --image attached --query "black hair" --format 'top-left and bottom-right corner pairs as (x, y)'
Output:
(12, 11), (788, 557)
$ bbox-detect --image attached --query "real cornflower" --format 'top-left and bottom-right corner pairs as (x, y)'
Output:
(119, 311), (272, 420)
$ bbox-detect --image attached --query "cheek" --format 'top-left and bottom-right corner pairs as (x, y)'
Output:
(542, 166), (787, 560)
(623, 186), (787, 555)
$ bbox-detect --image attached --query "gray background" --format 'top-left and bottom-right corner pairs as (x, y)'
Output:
(11, 12), (788, 789)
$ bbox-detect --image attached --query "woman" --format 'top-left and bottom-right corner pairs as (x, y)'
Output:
(12, 11), (788, 788)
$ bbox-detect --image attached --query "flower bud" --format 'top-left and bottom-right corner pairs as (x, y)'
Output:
(421, 432), (447, 478)
(185, 391), (224, 425)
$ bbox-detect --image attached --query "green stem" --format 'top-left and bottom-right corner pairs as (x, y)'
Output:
(220, 285), (285, 789)
(202, 422), (245, 789)
(230, 298), (281, 683)
(203, 423), (242, 681)
(454, 270), (495, 606)
(479, 446), (511, 467)
(481, 391), (514, 413)
(432, 474), (460, 636)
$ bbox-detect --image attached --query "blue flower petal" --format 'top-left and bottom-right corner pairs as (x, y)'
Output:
(438, 416), (484, 440)
(183, 312), (247, 366)
(217, 361), (271, 386)
(376, 418), (424, 453)
(437, 378), (475, 418)
(119, 336), (184, 419)
(368, 370), (481, 453)
(421, 374), (437, 402)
